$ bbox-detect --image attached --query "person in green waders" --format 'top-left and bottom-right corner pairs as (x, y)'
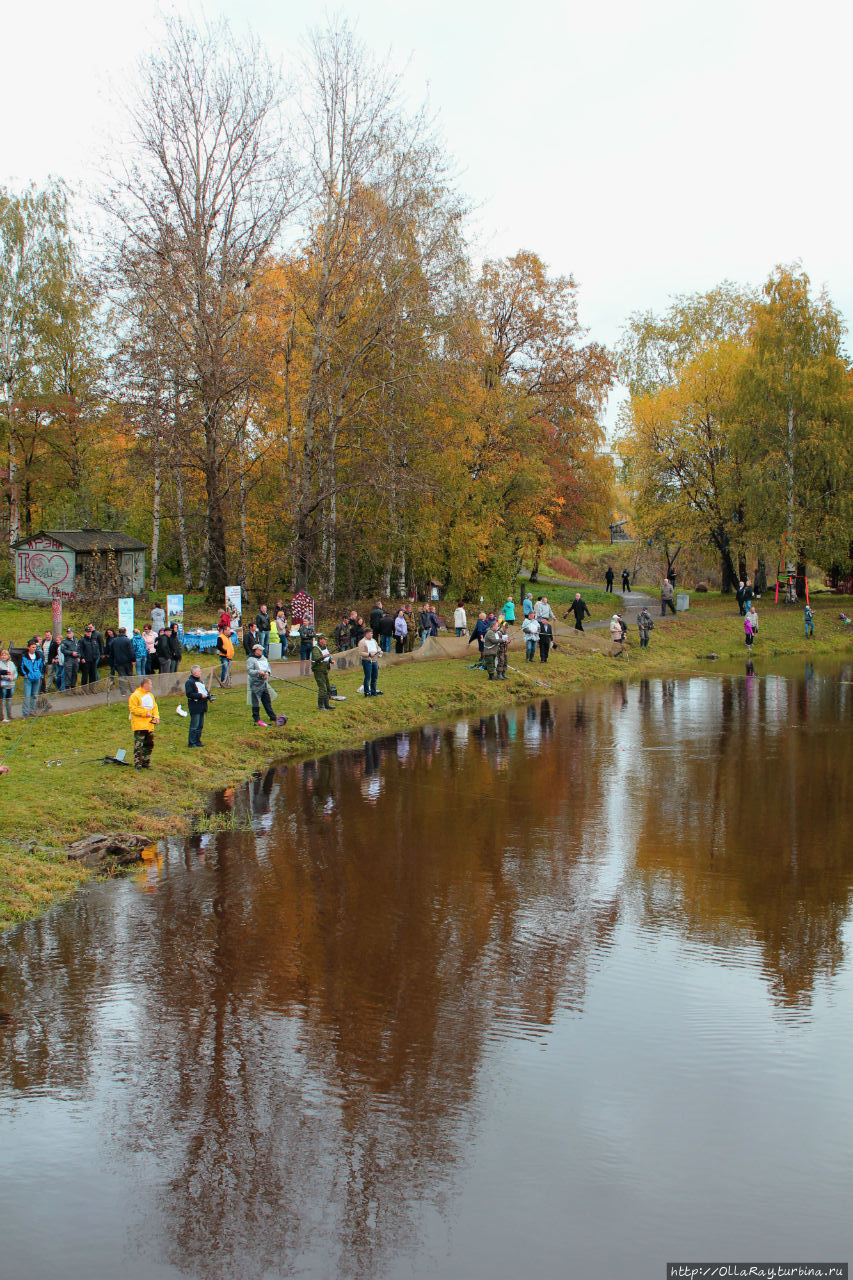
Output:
(311, 632), (335, 711)
(483, 615), (504, 680)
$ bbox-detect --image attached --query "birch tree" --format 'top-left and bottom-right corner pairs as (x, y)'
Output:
(106, 16), (299, 595)
(290, 20), (466, 590)
(0, 184), (69, 550)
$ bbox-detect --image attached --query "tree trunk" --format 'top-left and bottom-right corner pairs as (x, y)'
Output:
(7, 428), (19, 553)
(198, 532), (210, 593)
(150, 444), (162, 590)
(203, 404), (228, 597)
(795, 558), (807, 601)
(737, 552), (747, 582)
(238, 452), (249, 594)
(174, 466), (193, 590)
(754, 555), (767, 596)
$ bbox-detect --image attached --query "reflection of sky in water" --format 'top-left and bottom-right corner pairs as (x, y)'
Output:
(1, 672), (852, 1280)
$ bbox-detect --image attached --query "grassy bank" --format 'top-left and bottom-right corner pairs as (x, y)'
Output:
(2, 591), (850, 928)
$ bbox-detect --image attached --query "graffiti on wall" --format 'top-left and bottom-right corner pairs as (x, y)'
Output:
(16, 537), (75, 601)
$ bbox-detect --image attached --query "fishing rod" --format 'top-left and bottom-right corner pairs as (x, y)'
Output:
(505, 662), (555, 691)
(0, 698), (54, 764)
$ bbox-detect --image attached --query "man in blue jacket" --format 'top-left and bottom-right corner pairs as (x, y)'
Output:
(21, 639), (45, 718)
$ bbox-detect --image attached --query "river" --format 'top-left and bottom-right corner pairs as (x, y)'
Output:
(1, 662), (852, 1279)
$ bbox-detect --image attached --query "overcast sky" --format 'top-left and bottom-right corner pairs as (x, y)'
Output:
(5, 0), (852, 369)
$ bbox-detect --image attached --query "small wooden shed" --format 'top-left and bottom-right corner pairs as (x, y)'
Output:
(12, 529), (146, 602)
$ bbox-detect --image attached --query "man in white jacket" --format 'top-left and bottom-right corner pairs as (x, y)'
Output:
(357, 629), (382, 697)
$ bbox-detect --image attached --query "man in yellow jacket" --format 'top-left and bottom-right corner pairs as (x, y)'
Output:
(128, 677), (160, 770)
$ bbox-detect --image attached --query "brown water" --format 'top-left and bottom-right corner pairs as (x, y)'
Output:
(2, 664), (852, 1279)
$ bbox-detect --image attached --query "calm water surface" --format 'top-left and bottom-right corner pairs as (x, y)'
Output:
(2, 665), (852, 1279)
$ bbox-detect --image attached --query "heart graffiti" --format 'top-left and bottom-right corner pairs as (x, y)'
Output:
(28, 552), (71, 591)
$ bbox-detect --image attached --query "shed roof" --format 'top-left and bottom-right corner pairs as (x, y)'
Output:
(12, 528), (147, 552)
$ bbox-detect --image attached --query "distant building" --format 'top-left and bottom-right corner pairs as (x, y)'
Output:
(12, 529), (146, 602)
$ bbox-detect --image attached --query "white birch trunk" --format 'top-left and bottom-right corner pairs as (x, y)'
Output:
(174, 466), (193, 589)
(150, 444), (162, 590)
(198, 533), (210, 592)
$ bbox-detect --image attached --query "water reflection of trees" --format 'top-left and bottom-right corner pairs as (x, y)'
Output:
(628, 671), (853, 1006)
(0, 704), (618, 1280)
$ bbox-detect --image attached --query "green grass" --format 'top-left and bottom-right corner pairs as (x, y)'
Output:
(2, 589), (851, 930)
(517, 578), (623, 611)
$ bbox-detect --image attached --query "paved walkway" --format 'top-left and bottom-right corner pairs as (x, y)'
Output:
(19, 587), (678, 720)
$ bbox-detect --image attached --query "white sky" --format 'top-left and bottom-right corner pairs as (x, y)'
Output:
(5, 0), (852, 371)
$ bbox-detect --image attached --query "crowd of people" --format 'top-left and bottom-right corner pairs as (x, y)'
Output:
(0, 572), (831, 758)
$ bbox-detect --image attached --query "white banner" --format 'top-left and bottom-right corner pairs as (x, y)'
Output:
(167, 594), (184, 624)
(118, 597), (135, 634)
(225, 585), (242, 622)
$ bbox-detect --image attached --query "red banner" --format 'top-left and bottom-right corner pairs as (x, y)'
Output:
(291, 591), (315, 625)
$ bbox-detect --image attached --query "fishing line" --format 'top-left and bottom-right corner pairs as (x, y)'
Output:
(0, 699), (53, 764)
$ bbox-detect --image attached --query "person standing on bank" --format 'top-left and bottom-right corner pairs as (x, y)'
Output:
(495, 618), (510, 679)
(621, 568), (631, 592)
(394, 608), (408, 654)
(453, 600), (467, 637)
(358, 628), (381, 697)
(128, 677), (160, 769)
(131, 629), (147, 679)
(185, 664), (211, 748)
(379, 609), (395, 653)
(216, 625), (234, 686)
(566, 592), (591, 631)
(243, 621), (260, 655)
(605, 566), (614, 592)
(256, 604), (271, 657)
(469, 612), (488, 661)
(61, 628), (81, 688)
(311, 632), (335, 711)
(0, 649), (17, 720)
(538, 616), (553, 663)
(637, 606), (654, 648)
(80, 624), (103, 689)
(154, 627), (172, 676)
(483, 616), (502, 680)
(610, 614), (625, 656)
(247, 642), (275, 727)
(403, 603), (417, 651)
(111, 627), (135, 691)
(804, 603), (815, 637)
(151, 601), (166, 632)
(503, 597), (516, 625)
(298, 617), (315, 662)
(21, 640), (45, 717)
(661, 578), (676, 616)
(168, 623), (183, 672)
(522, 612), (540, 661)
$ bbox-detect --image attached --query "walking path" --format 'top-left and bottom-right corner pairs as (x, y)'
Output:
(23, 586), (676, 719)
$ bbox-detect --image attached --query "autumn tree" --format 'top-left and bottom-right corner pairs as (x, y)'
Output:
(0, 182), (72, 548)
(288, 20), (466, 593)
(473, 251), (614, 582)
(619, 340), (751, 589)
(106, 15), (299, 596)
(738, 265), (853, 594)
